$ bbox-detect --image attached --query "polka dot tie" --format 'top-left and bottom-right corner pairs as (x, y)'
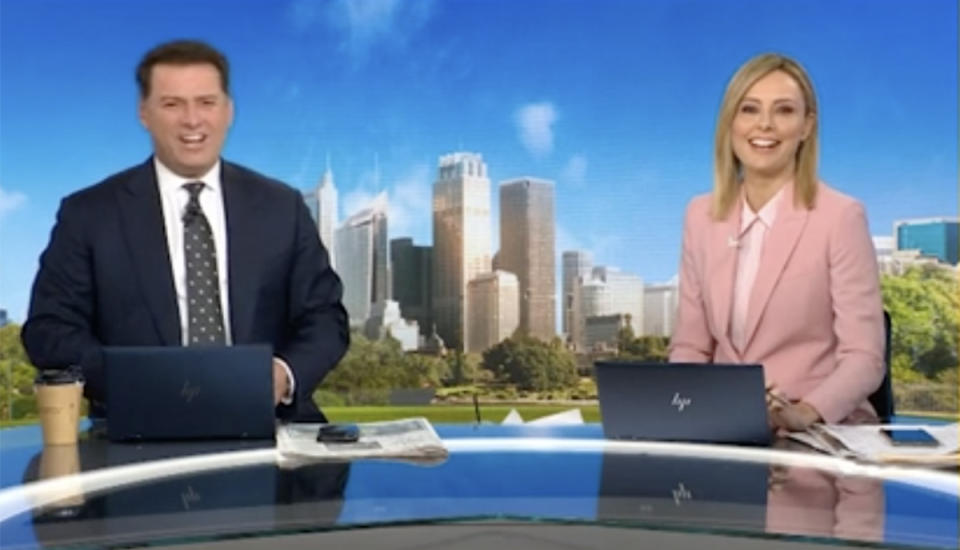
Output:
(182, 182), (226, 346)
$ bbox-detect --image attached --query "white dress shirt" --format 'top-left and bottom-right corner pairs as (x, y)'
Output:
(154, 158), (233, 345)
(154, 158), (294, 403)
(730, 185), (785, 353)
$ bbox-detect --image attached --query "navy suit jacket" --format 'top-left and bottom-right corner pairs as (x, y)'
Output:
(22, 158), (349, 420)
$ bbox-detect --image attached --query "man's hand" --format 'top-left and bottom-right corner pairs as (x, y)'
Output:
(273, 358), (291, 405)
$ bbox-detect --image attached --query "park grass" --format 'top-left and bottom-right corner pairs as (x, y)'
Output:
(4, 405), (956, 429)
(324, 404), (602, 424)
(0, 404), (602, 429)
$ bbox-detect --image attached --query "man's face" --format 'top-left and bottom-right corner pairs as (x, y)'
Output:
(139, 63), (233, 178)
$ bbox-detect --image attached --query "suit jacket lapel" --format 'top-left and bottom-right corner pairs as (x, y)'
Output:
(117, 160), (180, 345)
(222, 162), (262, 344)
(742, 184), (809, 349)
(707, 199), (742, 355)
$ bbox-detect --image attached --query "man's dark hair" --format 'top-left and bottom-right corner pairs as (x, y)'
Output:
(136, 40), (230, 98)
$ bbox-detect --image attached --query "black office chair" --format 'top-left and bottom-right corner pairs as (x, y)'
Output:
(867, 310), (894, 423)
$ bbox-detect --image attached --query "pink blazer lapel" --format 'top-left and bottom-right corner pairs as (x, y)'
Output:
(707, 199), (742, 352)
(742, 184), (809, 349)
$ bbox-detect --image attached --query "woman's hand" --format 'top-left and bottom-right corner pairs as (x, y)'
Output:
(766, 384), (822, 431)
(771, 401), (822, 431)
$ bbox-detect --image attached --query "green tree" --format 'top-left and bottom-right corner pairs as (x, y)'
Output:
(318, 332), (450, 405)
(616, 324), (670, 363)
(482, 336), (578, 391)
(881, 266), (959, 380)
(0, 323), (38, 419)
(445, 351), (489, 386)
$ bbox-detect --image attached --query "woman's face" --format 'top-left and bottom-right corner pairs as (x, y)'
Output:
(730, 70), (813, 180)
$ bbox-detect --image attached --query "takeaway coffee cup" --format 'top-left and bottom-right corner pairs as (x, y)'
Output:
(35, 368), (84, 445)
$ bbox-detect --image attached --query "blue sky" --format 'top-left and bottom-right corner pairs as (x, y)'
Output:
(1, 0), (957, 322)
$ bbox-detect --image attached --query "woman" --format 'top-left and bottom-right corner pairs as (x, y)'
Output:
(669, 53), (885, 431)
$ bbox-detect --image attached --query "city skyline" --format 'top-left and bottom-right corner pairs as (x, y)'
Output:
(1, 0), (956, 321)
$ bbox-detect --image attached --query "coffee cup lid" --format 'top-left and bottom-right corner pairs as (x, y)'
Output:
(35, 367), (84, 385)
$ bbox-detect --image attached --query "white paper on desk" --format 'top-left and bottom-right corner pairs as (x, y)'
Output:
(276, 417), (448, 462)
(501, 408), (524, 425)
(790, 423), (959, 462)
(821, 423), (958, 458)
(527, 408), (584, 426)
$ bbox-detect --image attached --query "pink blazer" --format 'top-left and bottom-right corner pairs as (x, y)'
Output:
(669, 182), (885, 423)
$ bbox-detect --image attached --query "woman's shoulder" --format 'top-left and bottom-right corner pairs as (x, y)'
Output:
(683, 192), (714, 219)
(813, 181), (864, 216)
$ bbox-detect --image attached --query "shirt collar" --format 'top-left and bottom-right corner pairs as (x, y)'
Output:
(739, 184), (786, 233)
(153, 157), (222, 195)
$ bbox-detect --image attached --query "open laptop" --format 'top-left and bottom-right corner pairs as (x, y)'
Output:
(105, 345), (276, 441)
(594, 361), (770, 446)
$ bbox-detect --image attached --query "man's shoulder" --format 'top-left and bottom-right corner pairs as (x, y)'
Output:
(61, 161), (151, 209)
(222, 161), (299, 200)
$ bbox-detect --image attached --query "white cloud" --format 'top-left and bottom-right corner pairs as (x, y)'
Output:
(341, 164), (432, 240)
(290, 0), (437, 62)
(388, 164), (431, 237)
(0, 186), (27, 223)
(561, 154), (588, 187)
(515, 102), (558, 158)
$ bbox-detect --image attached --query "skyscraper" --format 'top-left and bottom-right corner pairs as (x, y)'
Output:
(643, 276), (679, 337)
(301, 160), (339, 269)
(894, 217), (959, 265)
(335, 192), (389, 326)
(432, 152), (492, 350)
(562, 250), (593, 340)
(391, 237), (433, 336)
(317, 161), (339, 269)
(467, 271), (519, 352)
(572, 266), (643, 350)
(499, 178), (556, 341)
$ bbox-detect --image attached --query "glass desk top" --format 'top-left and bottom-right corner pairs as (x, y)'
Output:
(1, 423), (957, 549)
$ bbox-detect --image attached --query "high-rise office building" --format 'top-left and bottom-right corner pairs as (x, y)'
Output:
(584, 313), (630, 352)
(499, 178), (556, 342)
(302, 159), (339, 268)
(643, 277), (679, 337)
(571, 266), (643, 350)
(894, 217), (959, 265)
(432, 152), (492, 350)
(335, 192), (389, 326)
(467, 270), (520, 353)
(562, 250), (593, 341)
(317, 162), (339, 269)
(0, 308), (8, 328)
(364, 300), (420, 351)
(391, 238), (433, 336)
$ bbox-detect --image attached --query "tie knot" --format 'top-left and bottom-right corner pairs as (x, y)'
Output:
(182, 182), (205, 223)
(183, 181), (205, 201)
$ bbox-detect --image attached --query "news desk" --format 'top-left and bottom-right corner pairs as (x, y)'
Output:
(0, 422), (957, 549)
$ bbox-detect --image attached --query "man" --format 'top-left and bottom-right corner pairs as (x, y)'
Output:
(21, 40), (349, 420)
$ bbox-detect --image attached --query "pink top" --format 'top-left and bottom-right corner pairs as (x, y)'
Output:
(730, 186), (785, 353)
(669, 181), (885, 423)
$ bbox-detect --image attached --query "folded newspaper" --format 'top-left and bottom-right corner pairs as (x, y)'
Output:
(788, 423), (959, 466)
(276, 417), (448, 463)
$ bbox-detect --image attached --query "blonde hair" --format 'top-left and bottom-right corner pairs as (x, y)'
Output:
(712, 53), (819, 220)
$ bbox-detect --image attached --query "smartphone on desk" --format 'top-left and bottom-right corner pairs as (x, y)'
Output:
(317, 423), (360, 443)
(880, 427), (940, 447)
